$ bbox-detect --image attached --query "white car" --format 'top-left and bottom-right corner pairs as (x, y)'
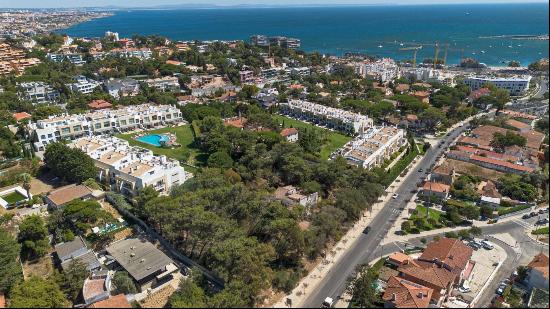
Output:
(481, 240), (494, 250)
(392, 194), (399, 199)
(322, 297), (334, 308)
(458, 282), (471, 293)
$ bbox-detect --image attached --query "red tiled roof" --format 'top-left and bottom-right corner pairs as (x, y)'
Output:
(382, 276), (433, 308)
(12, 111), (32, 121)
(419, 238), (473, 273)
(396, 84), (410, 92)
(470, 154), (534, 173)
(398, 262), (455, 290)
(89, 294), (131, 308)
(527, 253), (549, 279)
(422, 182), (450, 193)
(506, 119), (531, 130)
(501, 110), (537, 120)
(88, 100), (112, 110)
(280, 127), (298, 137)
(468, 87), (491, 100)
(0, 293), (5, 309)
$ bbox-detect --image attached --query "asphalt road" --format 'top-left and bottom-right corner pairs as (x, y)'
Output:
(301, 122), (474, 308)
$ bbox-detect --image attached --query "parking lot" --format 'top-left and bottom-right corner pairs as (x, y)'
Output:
(456, 240), (507, 303)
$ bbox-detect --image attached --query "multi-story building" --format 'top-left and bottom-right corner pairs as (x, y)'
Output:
(363, 58), (399, 83)
(46, 53), (86, 65)
(0, 42), (41, 76)
(71, 137), (188, 196)
(28, 104), (182, 151)
(66, 75), (102, 94)
(17, 81), (60, 104)
(290, 67), (311, 78)
(464, 75), (532, 96)
(336, 126), (407, 169)
(144, 76), (180, 92)
(239, 70), (255, 84)
(110, 48), (152, 60)
(279, 100), (373, 135)
(250, 35), (269, 47)
(104, 78), (140, 98)
(104, 31), (120, 41)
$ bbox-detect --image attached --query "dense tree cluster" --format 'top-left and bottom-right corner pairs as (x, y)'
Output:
(44, 142), (97, 183)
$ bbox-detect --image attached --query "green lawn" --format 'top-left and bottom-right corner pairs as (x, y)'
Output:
(410, 205), (443, 221)
(532, 227), (549, 235)
(1, 191), (27, 205)
(272, 115), (353, 160)
(116, 125), (206, 173)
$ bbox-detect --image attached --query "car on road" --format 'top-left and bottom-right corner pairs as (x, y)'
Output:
(418, 169), (423, 173)
(363, 226), (372, 234)
(535, 218), (549, 225)
(468, 241), (482, 250)
(321, 297), (334, 308)
(529, 212), (537, 218)
(392, 194), (399, 199)
(522, 214), (531, 220)
(496, 283), (507, 295)
(481, 240), (494, 250)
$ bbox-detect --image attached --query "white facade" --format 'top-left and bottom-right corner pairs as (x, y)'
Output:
(464, 75), (531, 96)
(336, 126), (407, 169)
(279, 100), (373, 135)
(17, 81), (60, 104)
(290, 67), (311, 78)
(144, 76), (180, 92)
(47, 53), (85, 65)
(111, 48), (152, 60)
(29, 104), (182, 151)
(363, 58), (399, 82)
(71, 136), (188, 196)
(67, 75), (102, 94)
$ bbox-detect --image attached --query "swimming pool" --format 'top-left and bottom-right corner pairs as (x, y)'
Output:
(136, 134), (170, 147)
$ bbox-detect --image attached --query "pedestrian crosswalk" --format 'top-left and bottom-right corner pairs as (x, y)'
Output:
(512, 218), (534, 230)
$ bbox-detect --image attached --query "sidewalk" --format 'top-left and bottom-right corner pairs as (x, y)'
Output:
(271, 156), (424, 308)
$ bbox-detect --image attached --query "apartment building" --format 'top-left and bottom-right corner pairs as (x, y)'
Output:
(28, 104), (182, 151)
(279, 99), (373, 135)
(144, 76), (180, 92)
(187, 75), (239, 97)
(67, 75), (102, 94)
(336, 126), (407, 169)
(251, 35), (301, 49)
(104, 78), (140, 98)
(250, 35), (270, 47)
(239, 70), (255, 84)
(290, 67), (311, 78)
(363, 58), (399, 83)
(17, 81), (60, 104)
(46, 53), (86, 65)
(110, 48), (152, 60)
(71, 137), (188, 196)
(464, 75), (531, 96)
(0, 42), (41, 76)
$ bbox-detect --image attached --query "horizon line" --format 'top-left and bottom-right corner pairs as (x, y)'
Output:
(1, 1), (549, 10)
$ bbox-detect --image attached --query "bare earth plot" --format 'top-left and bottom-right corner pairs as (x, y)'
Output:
(444, 159), (505, 181)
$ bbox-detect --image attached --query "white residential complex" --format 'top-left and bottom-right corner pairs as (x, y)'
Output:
(279, 100), (373, 135)
(145, 76), (181, 92)
(336, 126), (407, 170)
(28, 104), (182, 151)
(362, 58), (399, 83)
(464, 75), (532, 96)
(47, 53), (86, 65)
(18, 81), (60, 104)
(71, 136), (188, 196)
(67, 75), (102, 94)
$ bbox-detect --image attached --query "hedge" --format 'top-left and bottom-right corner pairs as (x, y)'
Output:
(497, 204), (531, 216)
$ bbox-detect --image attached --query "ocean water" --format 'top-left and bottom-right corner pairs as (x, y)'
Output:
(63, 3), (549, 66)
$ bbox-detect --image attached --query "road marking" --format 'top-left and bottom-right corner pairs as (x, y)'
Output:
(393, 241), (404, 252)
(512, 219), (534, 229)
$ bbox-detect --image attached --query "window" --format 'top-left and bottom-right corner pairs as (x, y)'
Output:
(95, 123), (101, 129)
(73, 125), (81, 132)
(104, 121), (110, 127)
(144, 117), (150, 122)
(129, 119), (135, 124)
(120, 120), (127, 126)
(40, 134), (46, 139)
(152, 115), (158, 121)
(61, 127), (70, 134)
(47, 133), (52, 138)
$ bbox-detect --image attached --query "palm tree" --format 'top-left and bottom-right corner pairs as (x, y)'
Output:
(18, 173), (32, 201)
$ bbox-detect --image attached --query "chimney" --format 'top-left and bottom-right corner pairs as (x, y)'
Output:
(391, 293), (396, 301)
(418, 292), (424, 299)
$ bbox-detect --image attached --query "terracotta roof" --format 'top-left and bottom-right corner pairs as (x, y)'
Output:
(501, 110), (537, 120)
(13, 111), (32, 121)
(223, 117), (247, 129)
(89, 294), (131, 308)
(506, 119), (531, 130)
(432, 165), (453, 176)
(406, 114), (419, 122)
(419, 237), (473, 273)
(470, 154), (534, 173)
(527, 253), (549, 279)
(389, 252), (416, 265)
(468, 87), (491, 100)
(396, 84), (410, 92)
(280, 127), (299, 137)
(46, 184), (93, 207)
(413, 91), (430, 98)
(422, 182), (450, 193)
(382, 276), (433, 308)
(88, 100), (112, 110)
(0, 293), (5, 309)
(398, 262), (455, 290)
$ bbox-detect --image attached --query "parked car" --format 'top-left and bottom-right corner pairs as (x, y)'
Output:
(363, 226), (372, 234)
(496, 282), (507, 295)
(535, 218), (549, 225)
(481, 240), (494, 250)
(418, 169), (423, 173)
(468, 241), (482, 250)
(522, 214), (531, 220)
(321, 297), (334, 308)
(392, 194), (399, 199)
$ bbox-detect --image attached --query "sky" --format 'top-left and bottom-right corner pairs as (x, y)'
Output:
(0, 0), (548, 9)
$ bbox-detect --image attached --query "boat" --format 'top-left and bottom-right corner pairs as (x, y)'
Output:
(378, 45), (383, 48)
(481, 50), (486, 54)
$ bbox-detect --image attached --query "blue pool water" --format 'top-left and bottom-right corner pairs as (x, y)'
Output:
(136, 134), (170, 147)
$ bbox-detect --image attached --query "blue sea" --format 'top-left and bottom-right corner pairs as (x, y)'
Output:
(63, 3), (549, 66)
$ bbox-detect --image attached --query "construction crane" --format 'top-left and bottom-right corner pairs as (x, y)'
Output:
(399, 45), (422, 68)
